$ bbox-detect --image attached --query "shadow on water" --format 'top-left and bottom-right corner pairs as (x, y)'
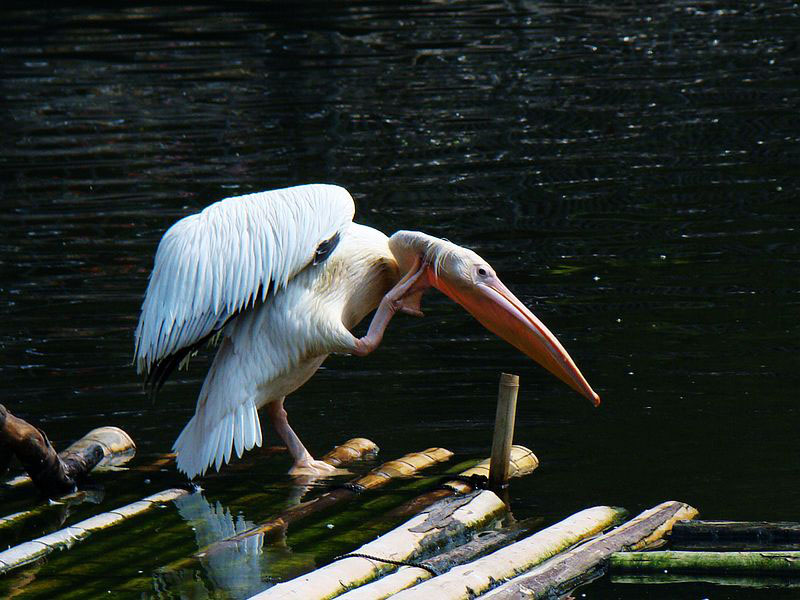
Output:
(1, 2), (799, 598)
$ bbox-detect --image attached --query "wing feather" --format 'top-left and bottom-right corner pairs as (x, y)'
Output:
(134, 184), (355, 375)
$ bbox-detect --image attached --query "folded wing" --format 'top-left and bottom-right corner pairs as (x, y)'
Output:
(133, 184), (355, 380)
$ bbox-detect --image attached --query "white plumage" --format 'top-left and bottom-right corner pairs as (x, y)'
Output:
(135, 184), (397, 478)
(135, 183), (600, 479)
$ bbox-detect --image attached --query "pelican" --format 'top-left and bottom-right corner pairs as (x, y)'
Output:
(134, 184), (599, 479)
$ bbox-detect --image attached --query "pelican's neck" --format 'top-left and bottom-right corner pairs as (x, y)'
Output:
(326, 222), (401, 330)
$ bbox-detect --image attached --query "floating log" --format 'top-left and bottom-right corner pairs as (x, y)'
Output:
(197, 447), (452, 558)
(0, 406), (136, 497)
(610, 550), (800, 574)
(478, 500), (698, 600)
(489, 373), (519, 492)
(247, 489), (507, 600)
(388, 505), (626, 600)
(336, 520), (536, 600)
(0, 488), (187, 575)
(671, 519), (800, 545)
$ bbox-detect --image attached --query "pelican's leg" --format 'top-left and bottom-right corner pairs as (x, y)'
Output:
(352, 258), (431, 356)
(267, 397), (336, 476)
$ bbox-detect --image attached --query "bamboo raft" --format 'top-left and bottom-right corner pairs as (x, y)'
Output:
(2, 377), (798, 598)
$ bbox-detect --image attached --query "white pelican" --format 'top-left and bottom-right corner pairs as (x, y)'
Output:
(134, 184), (599, 479)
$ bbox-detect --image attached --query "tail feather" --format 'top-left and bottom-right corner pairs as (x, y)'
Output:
(173, 400), (263, 479)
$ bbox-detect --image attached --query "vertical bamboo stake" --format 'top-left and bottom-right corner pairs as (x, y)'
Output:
(489, 373), (519, 492)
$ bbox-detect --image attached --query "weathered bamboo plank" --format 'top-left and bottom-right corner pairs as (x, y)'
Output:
(387, 505), (626, 600)
(671, 519), (800, 544)
(197, 447), (452, 558)
(0, 488), (187, 575)
(246, 490), (508, 600)
(478, 500), (698, 600)
(610, 550), (800, 573)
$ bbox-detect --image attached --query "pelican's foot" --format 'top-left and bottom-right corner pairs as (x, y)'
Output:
(288, 458), (339, 477)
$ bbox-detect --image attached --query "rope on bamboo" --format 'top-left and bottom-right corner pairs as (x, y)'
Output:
(330, 552), (440, 577)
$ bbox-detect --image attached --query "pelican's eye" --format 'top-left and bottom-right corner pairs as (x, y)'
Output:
(478, 267), (487, 276)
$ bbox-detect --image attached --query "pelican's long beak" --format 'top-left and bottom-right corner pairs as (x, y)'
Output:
(431, 271), (600, 406)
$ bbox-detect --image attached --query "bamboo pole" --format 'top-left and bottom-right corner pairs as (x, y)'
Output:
(246, 489), (508, 600)
(331, 446), (539, 600)
(388, 505), (626, 600)
(478, 500), (698, 600)
(388, 445), (538, 519)
(336, 520), (535, 600)
(610, 550), (800, 574)
(195, 447), (452, 559)
(489, 373), (519, 492)
(320, 438), (379, 467)
(0, 488), (187, 575)
(612, 572), (800, 588)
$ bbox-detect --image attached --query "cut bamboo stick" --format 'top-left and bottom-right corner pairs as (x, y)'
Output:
(479, 500), (698, 600)
(388, 505), (626, 600)
(0, 488), (187, 575)
(610, 550), (800, 574)
(489, 373), (519, 492)
(246, 489), (508, 600)
(194, 447), (451, 559)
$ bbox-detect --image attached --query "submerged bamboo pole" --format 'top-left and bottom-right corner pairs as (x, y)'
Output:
(479, 500), (698, 600)
(388, 505), (626, 600)
(247, 489), (508, 600)
(196, 447), (452, 559)
(0, 488), (187, 575)
(489, 373), (519, 492)
(611, 550), (800, 574)
(671, 519), (800, 545)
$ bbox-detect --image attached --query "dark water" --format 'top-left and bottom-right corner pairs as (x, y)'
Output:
(1, 2), (799, 598)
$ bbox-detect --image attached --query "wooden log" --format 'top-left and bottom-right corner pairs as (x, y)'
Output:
(610, 550), (800, 574)
(246, 489), (508, 600)
(671, 519), (800, 545)
(196, 447), (452, 559)
(489, 373), (519, 492)
(478, 500), (698, 600)
(0, 488), (188, 575)
(336, 521), (535, 600)
(1, 408), (136, 496)
(388, 505), (626, 600)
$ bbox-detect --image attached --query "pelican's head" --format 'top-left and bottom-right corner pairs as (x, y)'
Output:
(388, 231), (600, 406)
